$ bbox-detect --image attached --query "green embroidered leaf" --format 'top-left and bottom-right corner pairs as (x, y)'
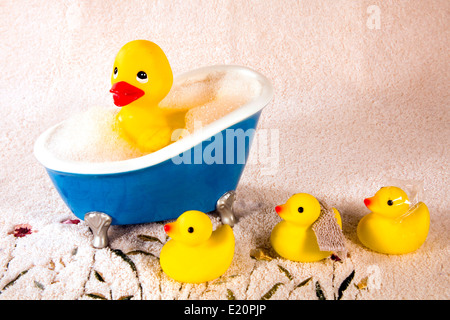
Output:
(296, 277), (312, 288)
(212, 274), (241, 285)
(112, 249), (137, 273)
(277, 265), (293, 281)
(315, 281), (326, 300)
(86, 293), (107, 300)
(118, 295), (133, 300)
(94, 270), (105, 282)
(34, 281), (45, 290)
(261, 282), (283, 300)
(127, 250), (157, 258)
(227, 289), (236, 300)
(1, 270), (28, 291)
(337, 270), (355, 300)
(71, 247), (78, 256)
(137, 234), (163, 244)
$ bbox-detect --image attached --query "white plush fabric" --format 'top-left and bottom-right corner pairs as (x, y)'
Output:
(0, 0), (448, 300)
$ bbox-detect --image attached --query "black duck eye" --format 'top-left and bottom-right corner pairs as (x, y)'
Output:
(298, 207), (304, 213)
(136, 71), (148, 83)
(113, 67), (118, 79)
(387, 200), (394, 206)
(188, 227), (194, 233)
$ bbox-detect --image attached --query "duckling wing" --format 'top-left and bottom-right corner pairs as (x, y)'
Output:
(136, 126), (173, 152)
(209, 225), (235, 254)
(399, 202), (430, 232)
(332, 208), (343, 228)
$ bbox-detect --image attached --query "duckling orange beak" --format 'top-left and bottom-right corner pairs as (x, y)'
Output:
(164, 223), (172, 234)
(275, 205), (284, 215)
(110, 81), (145, 107)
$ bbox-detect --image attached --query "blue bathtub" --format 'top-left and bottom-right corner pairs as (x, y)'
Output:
(34, 65), (273, 246)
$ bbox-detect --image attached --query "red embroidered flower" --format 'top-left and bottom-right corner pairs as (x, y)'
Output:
(331, 253), (342, 262)
(61, 219), (81, 225)
(11, 224), (35, 237)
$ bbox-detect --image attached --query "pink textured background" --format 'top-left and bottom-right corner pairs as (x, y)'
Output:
(0, 0), (448, 299)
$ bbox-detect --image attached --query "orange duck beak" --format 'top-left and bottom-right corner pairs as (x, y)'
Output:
(110, 81), (145, 107)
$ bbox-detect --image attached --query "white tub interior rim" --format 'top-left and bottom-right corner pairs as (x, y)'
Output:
(33, 65), (274, 175)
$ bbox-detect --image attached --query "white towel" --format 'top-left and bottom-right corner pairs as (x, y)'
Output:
(0, 0), (448, 300)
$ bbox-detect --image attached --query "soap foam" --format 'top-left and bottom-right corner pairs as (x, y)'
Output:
(159, 71), (226, 110)
(184, 71), (262, 133)
(46, 106), (146, 163)
(46, 69), (262, 163)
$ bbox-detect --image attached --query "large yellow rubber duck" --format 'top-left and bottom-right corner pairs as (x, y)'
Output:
(270, 193), (343, 262)
(110, 40), (187, 153)
(357, 186), (430, 254)
(160, 210), (235, 283)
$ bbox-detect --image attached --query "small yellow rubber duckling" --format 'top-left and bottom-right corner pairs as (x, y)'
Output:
(357, 186), (430, 254)
(270, 193), (344, 262)
(110, 40), (187, 153)
(160, 210), (235, 283)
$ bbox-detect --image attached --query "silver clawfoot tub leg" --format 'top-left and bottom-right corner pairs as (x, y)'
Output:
(84, 212), (112, 249)
(216, 191), (237, 227)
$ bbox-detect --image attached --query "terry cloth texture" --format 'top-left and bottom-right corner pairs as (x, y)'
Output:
(312, 201), (347, 254)
(0, 0), (449, 300)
